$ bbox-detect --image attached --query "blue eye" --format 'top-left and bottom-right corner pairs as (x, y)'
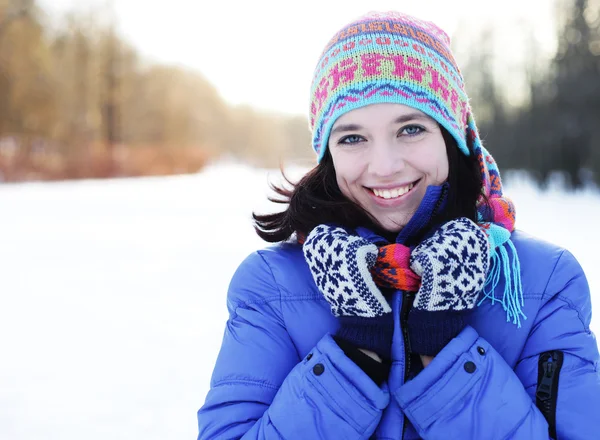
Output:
(338, 135), (364, 145)
(401, 125), (425, 136)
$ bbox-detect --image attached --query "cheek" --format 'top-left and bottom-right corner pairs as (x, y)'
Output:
(437, 153), (449, 181)
(333, 161), (364, 203)
(335, 172), (345, 189)
(332, 155), (359, 187)
(335, 168), (354, 199)
(421, 138), (449, 182)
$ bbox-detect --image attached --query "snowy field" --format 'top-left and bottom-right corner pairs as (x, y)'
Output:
(1, 162), (599, 440)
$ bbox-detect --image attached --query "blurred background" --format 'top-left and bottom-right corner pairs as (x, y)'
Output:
(0, 0), (599, 439)
(0, 0), (598, 185)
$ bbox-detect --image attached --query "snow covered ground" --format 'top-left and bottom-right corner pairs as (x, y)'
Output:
(1, 162), (599, 440)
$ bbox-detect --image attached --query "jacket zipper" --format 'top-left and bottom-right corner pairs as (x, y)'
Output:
(535, 350), (564, 439)
(395, 187), (443, 439)
(400, 291), (414, 439)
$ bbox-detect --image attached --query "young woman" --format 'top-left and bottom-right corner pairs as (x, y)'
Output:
(197, 11), (600, 439)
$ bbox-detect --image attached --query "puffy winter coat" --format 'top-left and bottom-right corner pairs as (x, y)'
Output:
(197, 229), (600, 439)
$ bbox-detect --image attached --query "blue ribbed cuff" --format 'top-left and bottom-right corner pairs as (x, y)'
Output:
(336, 314), (394, 360)
(407, 309), (466, 356)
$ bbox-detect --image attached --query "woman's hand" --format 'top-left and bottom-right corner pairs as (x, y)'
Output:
(359, 348), (383, 363)
(408, 218), (490, 356)
(303, 224), (394, 360)
(420, 355), (434, 368)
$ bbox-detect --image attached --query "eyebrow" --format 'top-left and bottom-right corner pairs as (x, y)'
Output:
(330, 113), (434, 136)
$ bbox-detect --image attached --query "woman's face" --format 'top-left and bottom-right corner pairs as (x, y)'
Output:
(328, 103), (449, 233)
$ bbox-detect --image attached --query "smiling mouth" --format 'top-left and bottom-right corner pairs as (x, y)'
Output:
(368, 179), (421, 200)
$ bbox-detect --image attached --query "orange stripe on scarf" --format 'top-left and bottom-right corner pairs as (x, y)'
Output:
(370, 244), (421, 292)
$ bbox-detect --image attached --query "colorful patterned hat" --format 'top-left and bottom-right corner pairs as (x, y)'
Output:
(309, 11), (473, 162)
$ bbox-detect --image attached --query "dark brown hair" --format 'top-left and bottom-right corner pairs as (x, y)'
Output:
(253, 126), (487, 243)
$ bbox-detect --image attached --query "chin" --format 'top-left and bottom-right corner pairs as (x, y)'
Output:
(375, 219), (407, 234)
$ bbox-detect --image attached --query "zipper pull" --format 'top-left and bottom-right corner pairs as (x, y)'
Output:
(536, 354), (557, 402)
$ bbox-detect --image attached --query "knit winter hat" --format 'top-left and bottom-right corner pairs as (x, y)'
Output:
(307, 10), (517, 257)
(309, 11), (472, 162)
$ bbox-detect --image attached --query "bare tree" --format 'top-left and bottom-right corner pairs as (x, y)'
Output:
(0, 0), (32, 38)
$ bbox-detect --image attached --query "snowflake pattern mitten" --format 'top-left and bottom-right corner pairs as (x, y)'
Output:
(303, 224), (393, 358)
(408, 217), (490, 355)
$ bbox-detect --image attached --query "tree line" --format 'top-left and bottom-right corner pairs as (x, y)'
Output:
(0, 0), (312, 181)
(462, 0), (600, 189)
(0, 0), (598, 187)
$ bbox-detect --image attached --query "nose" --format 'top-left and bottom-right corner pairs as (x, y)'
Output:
(367, 141), (405, 177)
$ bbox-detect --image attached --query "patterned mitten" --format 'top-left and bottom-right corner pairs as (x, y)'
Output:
(408, 217), (490, 356)
(303, 224), (393, 359)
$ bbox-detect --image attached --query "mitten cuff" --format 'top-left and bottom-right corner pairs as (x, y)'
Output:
(407, 309), (467, 356)
(336, 314), (394, 360)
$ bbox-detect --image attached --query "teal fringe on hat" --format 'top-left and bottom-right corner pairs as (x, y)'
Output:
(478, 238), (526, 327)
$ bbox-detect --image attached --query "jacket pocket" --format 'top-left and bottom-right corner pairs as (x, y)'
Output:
(535, 350), (564, 439)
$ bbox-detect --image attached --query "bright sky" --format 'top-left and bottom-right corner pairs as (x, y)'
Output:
(40, 0), (558, 115)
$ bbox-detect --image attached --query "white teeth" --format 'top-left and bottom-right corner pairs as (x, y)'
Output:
(373, 182), (415, 199)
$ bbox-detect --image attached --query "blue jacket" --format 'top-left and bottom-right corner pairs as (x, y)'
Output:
(197, 230), (600, 439)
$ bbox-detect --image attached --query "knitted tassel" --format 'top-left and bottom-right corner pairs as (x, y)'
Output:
(478, 239), (526, 327)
